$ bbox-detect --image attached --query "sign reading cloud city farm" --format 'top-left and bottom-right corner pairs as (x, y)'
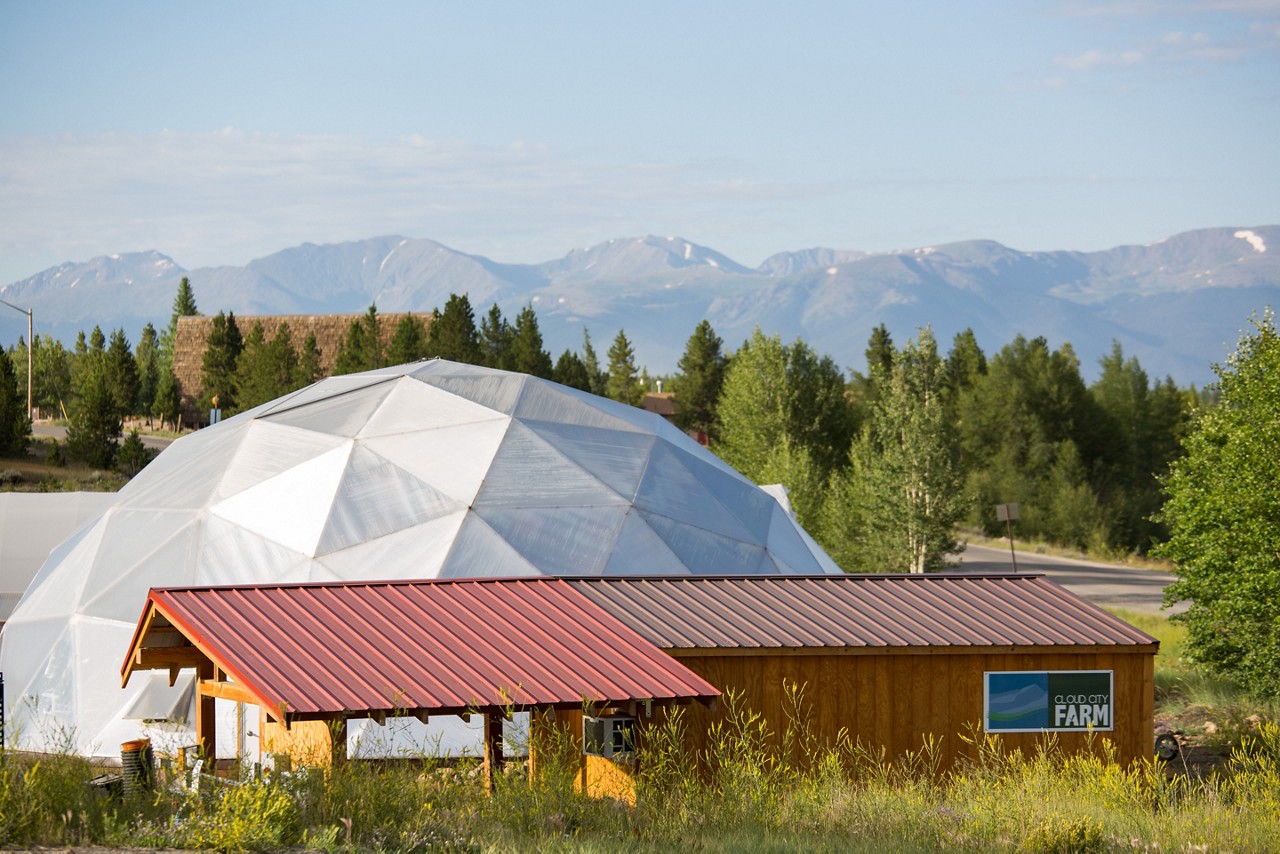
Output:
(984, 671), (1114, 733)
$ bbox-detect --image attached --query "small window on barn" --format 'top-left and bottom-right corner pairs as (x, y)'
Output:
(583, 715), (636, 760)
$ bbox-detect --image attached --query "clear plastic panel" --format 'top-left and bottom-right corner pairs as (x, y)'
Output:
(3, 619), (77, 752)
(315, 511), (466, 580)
(473, 505), (627, 575)
(601, 511), (691, 575)
(437, 515), (539, 578)
(473, 422), (628, 509)
(512, 381), (650, 433)
(115, 424), (249, 510)
(260, 380), (398, 437)
(315, 445), (467, 556)
(633, 441), (757, 544)
(79, 509), (198, 616)
(357, 379), (507, 438)
(669, 444), (778, 536)
(522, 421), (657, 501)
(209, 442), (351, 555)
(416, 372), (526, 415)
(257, 373), (399, 418)
(121, 673), (195, 722)
(74, 616), (143, 722)
(213, 420), (348, 501)
(639, 510), (773, 574)
(363, 418), (511, 505)
(196, 518), (310, 586)
(5, 521), (105, 623)
(763, 503), (825, 573)
(81, 517), (203, 622)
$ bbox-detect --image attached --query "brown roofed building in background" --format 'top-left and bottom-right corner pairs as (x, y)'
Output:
(173, 312), (429, 424)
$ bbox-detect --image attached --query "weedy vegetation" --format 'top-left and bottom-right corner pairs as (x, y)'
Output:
(2, 612), (1278, 851)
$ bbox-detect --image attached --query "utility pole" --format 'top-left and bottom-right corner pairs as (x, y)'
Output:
(0, 298), (33, 420)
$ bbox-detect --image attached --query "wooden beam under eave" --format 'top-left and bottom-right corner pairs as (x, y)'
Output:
(197, 679), (261, 706)
(134, 646), (205, 670)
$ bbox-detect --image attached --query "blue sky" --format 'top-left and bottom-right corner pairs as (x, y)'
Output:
(1, 0), (1277, 284)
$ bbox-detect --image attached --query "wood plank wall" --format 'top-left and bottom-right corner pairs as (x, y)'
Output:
(667, 648), (1155, 771)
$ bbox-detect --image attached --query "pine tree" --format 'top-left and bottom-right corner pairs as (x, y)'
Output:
(510, 305), (553, 378)
(152, 369), (181, 432)
(296, 333), (323, 386)
(426, 295), (481, 364)
(606, 329), (644, 406)
(159, 277), (199, 372)
(104, 328), (140, 420)
(480, 304), (514, 370)
(0, 348), (31, 456)
(200, 312), (243, 413)
(672, 320), (727, 441)
(553, 349), (592, 391)
(387, 315), (429, 365)
(333, 305), (382, 375)
(66, 362), (121, 468)
(581, 329), (608, 396)
(135, 323), (160, 419)
(117, 429), (153, 477)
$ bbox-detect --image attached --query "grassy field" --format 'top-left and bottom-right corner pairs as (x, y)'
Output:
(2, 611), (1279, 851)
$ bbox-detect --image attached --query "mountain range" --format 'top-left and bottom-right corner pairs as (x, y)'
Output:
(3, 226), (1278, 387)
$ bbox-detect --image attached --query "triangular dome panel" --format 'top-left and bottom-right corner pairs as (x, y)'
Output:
(314, 512), (466, 581)
(472, 421), (628, 509)
(315, 446), (467, 555)
(512, 381), (651, 433)
(362, 418), (511, 505)
(213, 420), (349, 501)
(438, 514), (541, 578)
(209, 443), (351, 555)
(634, 441), (758, 544)
(415, 371), (527, 415)
(473, 504), (629, 575)
(602, 511), (691, 575)
(260, 380), (398, 437)
(197, 516), (312, 586)
(356, 379), (507, 438)
(640, 510), (773, 573)
(522, 421), (657, 501)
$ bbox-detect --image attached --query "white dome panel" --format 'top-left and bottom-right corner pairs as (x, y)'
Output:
(210, 443), (351, 555)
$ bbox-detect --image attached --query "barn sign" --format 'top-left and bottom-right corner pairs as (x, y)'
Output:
(984, 671), (1114, 733)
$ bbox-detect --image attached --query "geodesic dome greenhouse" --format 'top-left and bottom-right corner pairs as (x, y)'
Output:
(1, 360), (839, 756)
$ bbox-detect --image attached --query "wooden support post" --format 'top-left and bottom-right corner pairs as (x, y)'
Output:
(483, 711), (504, 793)
(196, 661), (216, 762)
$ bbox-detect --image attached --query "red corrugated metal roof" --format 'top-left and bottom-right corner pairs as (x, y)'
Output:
(566, 574), (1159, 650)
(125, 578), (719, 719)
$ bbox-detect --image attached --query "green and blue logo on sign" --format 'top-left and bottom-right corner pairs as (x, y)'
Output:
(984, 671), (1113, 733)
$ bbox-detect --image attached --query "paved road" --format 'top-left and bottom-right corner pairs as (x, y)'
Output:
(959, 542), (1186, 616)
(33, 423), (176, 451)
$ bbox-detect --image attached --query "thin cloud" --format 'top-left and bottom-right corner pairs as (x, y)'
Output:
(0, 130), (844, 278)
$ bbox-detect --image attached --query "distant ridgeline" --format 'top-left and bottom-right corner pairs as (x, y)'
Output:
(174, 312), (427, 421)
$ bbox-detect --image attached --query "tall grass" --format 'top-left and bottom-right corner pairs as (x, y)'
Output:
(3, 614), (1278, 851)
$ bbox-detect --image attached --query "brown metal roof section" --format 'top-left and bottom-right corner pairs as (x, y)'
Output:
(122, 577), (719, 721)
(566, 574), (1159, 650)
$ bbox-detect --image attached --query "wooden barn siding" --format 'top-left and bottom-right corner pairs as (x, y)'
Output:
(173, 312), (430, 422)
(666, 648), (1156, 771)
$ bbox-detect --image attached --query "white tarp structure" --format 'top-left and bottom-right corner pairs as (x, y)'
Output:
(0, 360), (839, 757)
(0, 492), (116, 621)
